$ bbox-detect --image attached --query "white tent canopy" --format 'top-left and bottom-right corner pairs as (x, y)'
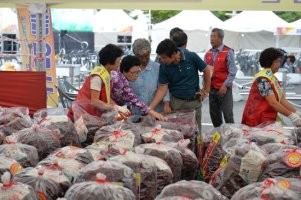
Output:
(290, 19), (301, 28)
(153, 10), (223, 31)
(151, 10), (223, 53)
(222, 11), (289, 32)
(92, 9), (135, 32)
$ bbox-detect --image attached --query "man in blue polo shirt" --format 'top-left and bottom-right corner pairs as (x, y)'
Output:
(149, 39), (211, 133)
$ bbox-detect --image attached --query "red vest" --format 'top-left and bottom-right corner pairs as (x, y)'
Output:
(241, 69), (282, 127)
(205, 46), (231, 89)
(67, 75), (108, 121)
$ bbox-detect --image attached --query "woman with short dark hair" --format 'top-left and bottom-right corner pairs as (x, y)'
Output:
(242, 47), (301, 127)
(67, 44), (130, 121)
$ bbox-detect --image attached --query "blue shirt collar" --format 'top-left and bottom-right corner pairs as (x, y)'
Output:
(212, 44), (224, 52)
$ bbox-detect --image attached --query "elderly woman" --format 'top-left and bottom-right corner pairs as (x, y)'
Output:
(242, 47), (301, 127)
(130, 38), (170, 115)
(111, 55), (165, 120)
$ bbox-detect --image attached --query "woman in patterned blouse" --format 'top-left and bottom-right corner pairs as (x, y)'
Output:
(111, 55), (166, 120)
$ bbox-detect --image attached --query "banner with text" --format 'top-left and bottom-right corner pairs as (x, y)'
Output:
(17, 7), (58, 107)
(276, 27), (301, 35)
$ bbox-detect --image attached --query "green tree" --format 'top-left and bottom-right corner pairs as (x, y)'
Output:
(148, 10), (181, 24)
(147, 10), (301, 24)
(274, 11), (301, 23)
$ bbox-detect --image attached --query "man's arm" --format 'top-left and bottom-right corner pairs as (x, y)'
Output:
(224, 49), (237, 87)
(149, 84), (168, 110)
(202, 66), (211, 93)
(219, 49), (237, 95)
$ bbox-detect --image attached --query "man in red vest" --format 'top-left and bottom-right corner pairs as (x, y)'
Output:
(242, 47), (301, 127)
(204, 28), (237, 127)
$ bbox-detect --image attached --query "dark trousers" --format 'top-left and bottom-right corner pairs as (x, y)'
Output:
(209, 88), (234, 127)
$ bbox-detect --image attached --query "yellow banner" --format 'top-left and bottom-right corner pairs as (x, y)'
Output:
(17, 7), (58, 107)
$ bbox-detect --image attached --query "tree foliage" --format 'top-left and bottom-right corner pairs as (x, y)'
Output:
(148, 10), (301, 24)
(147, 10), (181, 24)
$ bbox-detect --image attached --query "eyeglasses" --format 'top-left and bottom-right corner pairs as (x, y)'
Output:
(129, 69), (141, 76)
(137, 53), (150, 59)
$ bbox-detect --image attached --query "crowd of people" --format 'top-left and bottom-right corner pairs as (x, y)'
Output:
(68, 27), (301, 133)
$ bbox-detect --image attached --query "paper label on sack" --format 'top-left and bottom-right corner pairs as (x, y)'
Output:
(74, 116), (88, 143)
(284, 152), (301, 168)
(108, 130), (135, 149)
(9, 163), (22, 176)
(277, 179), (291, 190)
(239, 150), (266, 183)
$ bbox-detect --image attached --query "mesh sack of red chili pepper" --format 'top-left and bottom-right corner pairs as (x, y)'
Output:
(231, 177), (301, 200)
(85, 141), (130, 161)
(259, 147), (301, 181)
(0, 106), (33, 139)
(38, 157), (84, 184)
(72, 100), (118, 146)
(0, 172), (38, 200)
(64, 174), (135, 200)
(165, 139), (198, 180)
(0, 106), (30, 125)
(0, 141), (39, 167)
(74, 160), (136, 194)
(201, 124), (247, 182)
(33, 108), (81, 148)
(134, 143), (182, 182)
(38, 146), (94, 182)
(0, 155), (22, 177)
(94, 121), (141, 149)
(109, 151), (158, 200)
(156, 110), (196, 140)
(244, 122), (296, 146)
(210, 142), (267, 198)
(10, 124), (61, 160)
(155, 180), (228, 200)
(13, 166), (71, 199)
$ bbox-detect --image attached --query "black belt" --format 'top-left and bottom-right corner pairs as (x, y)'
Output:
(174, 96), (198, 101)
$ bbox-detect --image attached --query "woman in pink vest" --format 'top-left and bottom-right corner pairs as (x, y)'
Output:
(67, 44), (130, 121)
(242, 47), (301, 127)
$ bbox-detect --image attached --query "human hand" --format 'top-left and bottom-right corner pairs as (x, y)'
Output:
(195, 89), (209, 102)
(288, 113), (301, 127)
(114, 105), (131, 117)
(218, 85), (227, 96)
(163, 101), (172, 114)
(148, 109), (166, 121)
(295, 110), (301, 118)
